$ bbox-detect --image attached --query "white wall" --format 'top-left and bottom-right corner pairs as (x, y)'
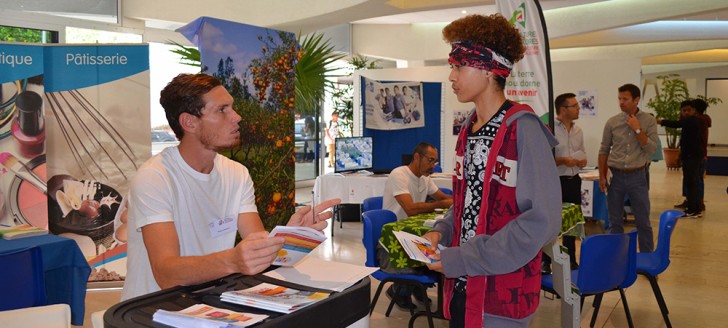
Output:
(552, 58), (642, 165)
(353, 58), (642, 172)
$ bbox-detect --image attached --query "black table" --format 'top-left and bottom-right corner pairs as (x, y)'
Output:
(104, 273), (370, 328)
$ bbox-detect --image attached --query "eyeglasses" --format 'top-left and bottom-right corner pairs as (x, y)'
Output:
(419, 153), (438, 165)
(564, 103), (580, 109)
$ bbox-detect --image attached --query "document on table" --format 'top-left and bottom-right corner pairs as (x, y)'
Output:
(264, 256), (377, 292)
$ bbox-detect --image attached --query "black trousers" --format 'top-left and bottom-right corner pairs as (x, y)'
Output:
(682, 158), (702, 213)
(544, 175), (582, 267)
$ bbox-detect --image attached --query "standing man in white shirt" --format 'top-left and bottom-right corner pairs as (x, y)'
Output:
(542, 93), (586, 274)
(122, 74), (339, 300)
(383, 142), (453, 220)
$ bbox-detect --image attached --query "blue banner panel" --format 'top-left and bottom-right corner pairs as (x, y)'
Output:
(0, 43), (44, 84)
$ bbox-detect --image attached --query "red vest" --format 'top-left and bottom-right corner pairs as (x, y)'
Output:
(447, 102), (542, 327)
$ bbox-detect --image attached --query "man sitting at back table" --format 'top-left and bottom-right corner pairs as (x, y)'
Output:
(380, 142), (453, 310)
(383, 142), (453, 221)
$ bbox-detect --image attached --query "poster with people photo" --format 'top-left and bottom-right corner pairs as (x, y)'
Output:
(452, 109), (471, 135)
(363, 77), (424, 130)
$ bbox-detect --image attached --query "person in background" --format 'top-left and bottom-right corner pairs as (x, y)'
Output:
(121, 74), (340, 301)
(422, 14), (561, 327)
(647, 113), (664, 188)
(325, 112), (339, 168)
(383, 142), (453, 221)
(694, 98), (711, 212)
(393, 85), (406, 119)
(657, 100), (706, 218)
(542, 92), (585, 274)
(381, 142), (453, 310)
(598, 83), (657, 252)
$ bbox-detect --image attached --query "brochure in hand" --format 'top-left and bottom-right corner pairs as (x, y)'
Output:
(392, 230), (443, 263)
(220, 282), (330, 314)
(0, 224), (48, 240)
(152, 304), (268, 328)
(268, 226), (326, 266)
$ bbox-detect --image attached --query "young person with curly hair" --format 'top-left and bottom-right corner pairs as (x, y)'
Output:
(422, 14), (561, 327)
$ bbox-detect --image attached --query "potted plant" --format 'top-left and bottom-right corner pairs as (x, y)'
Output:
(647, 74), (722, 169)
(330, 54), (380, 136)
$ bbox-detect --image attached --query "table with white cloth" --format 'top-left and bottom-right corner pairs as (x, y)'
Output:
(313, 173), (452, 205)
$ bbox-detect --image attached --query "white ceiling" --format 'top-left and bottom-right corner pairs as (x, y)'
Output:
(5, 0), (727, 73)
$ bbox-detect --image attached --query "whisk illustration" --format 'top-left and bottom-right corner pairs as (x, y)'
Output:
(45, 89), (138, 181)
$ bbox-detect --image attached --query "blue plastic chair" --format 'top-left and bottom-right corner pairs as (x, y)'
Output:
(438, 188), (452, 195)
(636, 210), (682, 328)
(362, 209), (439, 328)
(542, 231), (636, 328)
(0, 246), (46, 311)
(432, 164), (442, 173)
(362, 196), (383, 213)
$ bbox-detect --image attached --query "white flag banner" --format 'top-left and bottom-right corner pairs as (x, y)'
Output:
(363, 77), (425, 130)
(497, 0), (553, 124)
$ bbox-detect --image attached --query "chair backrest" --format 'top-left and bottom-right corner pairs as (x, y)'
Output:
(0, 246), (46, 311)
(576, 232), (632, 295)
(438, 187), (453, 195)
(652, 210), (682, 274)
(432, 164), (443, 173)
(362, 196), (383, 213)
(620, 230), (638, 288)
(362, 209), (397, 268)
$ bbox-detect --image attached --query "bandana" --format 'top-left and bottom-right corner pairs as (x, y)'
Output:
(448, 41), (513, 79)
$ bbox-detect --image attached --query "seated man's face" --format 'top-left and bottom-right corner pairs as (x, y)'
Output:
(417, 148), (439, 176)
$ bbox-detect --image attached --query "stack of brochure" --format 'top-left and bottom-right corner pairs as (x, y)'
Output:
(152, 304), (267, 328)
(268, 226), (326, 266)
(220, 283), (330, 314)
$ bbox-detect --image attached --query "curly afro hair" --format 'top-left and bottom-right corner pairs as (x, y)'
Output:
(443, 14), (525, 65)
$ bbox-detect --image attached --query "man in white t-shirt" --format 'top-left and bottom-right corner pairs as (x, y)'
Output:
(325, 113), (339, 168)
(383, 142), (453, 220)
(121, 74), (339, 301)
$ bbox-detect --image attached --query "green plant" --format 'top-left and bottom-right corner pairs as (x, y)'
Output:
(294, 33), (346, 117)
(647, 74), (722, 149)
(331, 54), (381, 136)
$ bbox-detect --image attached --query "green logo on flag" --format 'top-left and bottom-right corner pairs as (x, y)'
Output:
(508, 3), (527, 28)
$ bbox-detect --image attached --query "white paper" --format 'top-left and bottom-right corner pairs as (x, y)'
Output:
(263, 256), (377, 292)
(392, 230), (442, 263)
(152, 304), (267, 328)
(268, 226), (326, 266)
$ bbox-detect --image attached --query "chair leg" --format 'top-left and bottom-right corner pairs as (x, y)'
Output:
(590, 294), (603, 328)
(408, 284), (435, 328)
(370, 281), (386, 315)
(646, 274), (672, 328)
(619, 288), (634, 328)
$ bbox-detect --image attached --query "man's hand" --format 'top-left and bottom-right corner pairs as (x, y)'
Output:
(231, 231), (285, 275)
(626, 114), (641, 132)
(287, 198), (341, 231)
(599, 177), (609, 193)
(577, 159), (588, 168)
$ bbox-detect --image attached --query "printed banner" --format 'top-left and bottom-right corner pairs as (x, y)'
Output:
(363, 77), (424, 130)
(497, 0), (552, 124)
(1, 42), (150, 283)
(178, 17), (297, 229)
(580, 179), (594, 217)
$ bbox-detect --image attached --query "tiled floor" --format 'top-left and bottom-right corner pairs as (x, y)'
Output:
(81, 164), (728, 327)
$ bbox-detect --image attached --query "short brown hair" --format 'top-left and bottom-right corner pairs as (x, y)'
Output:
(160, 74), (222, 139)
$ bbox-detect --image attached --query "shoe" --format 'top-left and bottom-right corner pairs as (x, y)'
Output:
(699, 200), (706, 212)
(674, 199), (687, 209)
(570, 262), (579, 270)
(386, 286), (415, 310)
(412, 288), (432, 307)
(681, 211), (702, 218)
